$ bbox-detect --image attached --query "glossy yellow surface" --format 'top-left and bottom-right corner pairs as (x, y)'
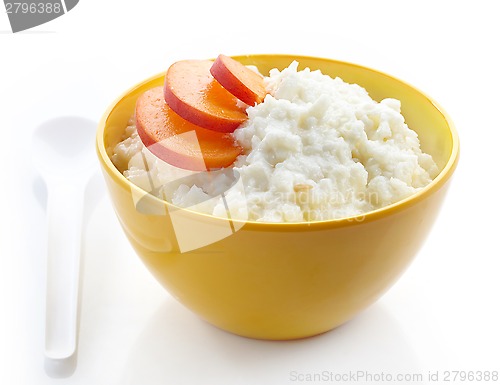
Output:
(96, 55), (459, 340)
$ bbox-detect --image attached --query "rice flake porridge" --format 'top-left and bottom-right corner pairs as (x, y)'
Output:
(111, 61), (438, 222)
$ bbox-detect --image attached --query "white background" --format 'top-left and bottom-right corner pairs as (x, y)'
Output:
(1, 1), (499, 384)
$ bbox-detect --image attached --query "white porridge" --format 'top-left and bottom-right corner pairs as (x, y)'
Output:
(111, 61), (438, 222)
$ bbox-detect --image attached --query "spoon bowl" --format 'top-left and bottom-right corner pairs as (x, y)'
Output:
(32, 116), (96, 181)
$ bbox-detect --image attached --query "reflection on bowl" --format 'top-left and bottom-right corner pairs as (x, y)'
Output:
(96, 54), (459, 340)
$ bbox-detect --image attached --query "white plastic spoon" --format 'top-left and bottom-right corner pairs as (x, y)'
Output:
(32, 116), (96, 368)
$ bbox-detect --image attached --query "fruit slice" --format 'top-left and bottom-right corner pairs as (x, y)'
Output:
(210, 54), (267, 106)
(164, 60), (247, 133)
(136, 86), (242, 171)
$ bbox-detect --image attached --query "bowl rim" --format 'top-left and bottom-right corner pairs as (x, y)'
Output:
(96, 54), (460, 230)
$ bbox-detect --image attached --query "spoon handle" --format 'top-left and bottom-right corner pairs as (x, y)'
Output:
(44, 180), (85, 360)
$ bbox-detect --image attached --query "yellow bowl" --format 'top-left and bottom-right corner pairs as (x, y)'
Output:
(96, 54), (459, 340)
